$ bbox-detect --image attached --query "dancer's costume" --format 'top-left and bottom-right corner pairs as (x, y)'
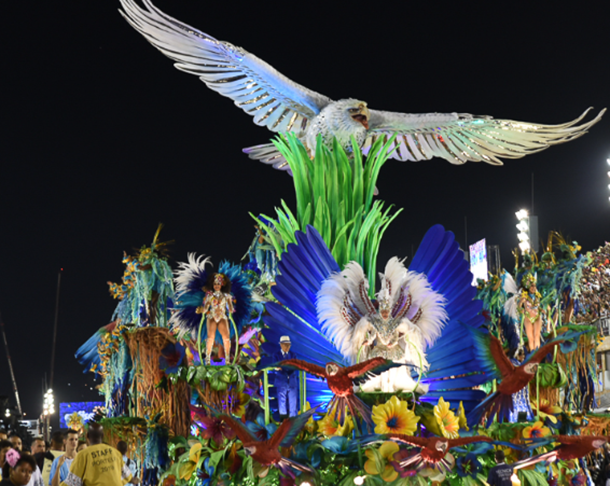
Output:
(170, 255), (252, 362)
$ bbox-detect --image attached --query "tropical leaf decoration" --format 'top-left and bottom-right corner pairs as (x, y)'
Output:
(253, 133), (402, 293)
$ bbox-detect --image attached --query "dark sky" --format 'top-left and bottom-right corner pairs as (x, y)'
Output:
(1, 1), (608, 424)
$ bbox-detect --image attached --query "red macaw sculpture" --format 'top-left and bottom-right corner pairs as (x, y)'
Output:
(468, 329), (584, 425)
(517, 435), (608, 468)
(274, 357), (404, 426)
(217, 408), (317, 476)
(389, 434), (493, 472)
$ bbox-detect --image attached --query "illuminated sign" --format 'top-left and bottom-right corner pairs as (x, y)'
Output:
(469, 238), (488, 285)
(59, 401), (104, 428)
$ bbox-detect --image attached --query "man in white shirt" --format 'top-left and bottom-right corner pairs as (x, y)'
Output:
(49, 430), (79, 486)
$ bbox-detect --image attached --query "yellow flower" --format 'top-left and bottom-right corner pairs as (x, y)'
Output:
(434, 397), (460, 439)
(531, 399), (562, 424)
(317, 413), (353, 437)
(364, 441), (399, 483)
(372, 396), (419, 435)
(301, 402), (317, 435)
(457, 401), (469, 431)
(522, 421), (551, 439)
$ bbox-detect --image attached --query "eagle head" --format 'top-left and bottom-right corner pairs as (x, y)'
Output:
(325, 363), (340, 376)
(593, 439), (607, 449)
(343, 99), (370, 130)
(244, 445), (257, 456)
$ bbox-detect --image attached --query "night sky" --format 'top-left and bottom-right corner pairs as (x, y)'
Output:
(1, 1), (608, 426)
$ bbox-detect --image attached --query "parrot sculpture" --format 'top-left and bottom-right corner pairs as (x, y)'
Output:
(516, 435), (608, 468)
(119, 0), (604, 173)
(269, 357), (406, 426)
(75, 321), (118, 374)
(467, 327), (585, 425)
(388, 434), (493, 472)
(216, 408), (317, 476)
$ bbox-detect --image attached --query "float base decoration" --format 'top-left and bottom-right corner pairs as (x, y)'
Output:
(124, 327), (191, 438)
(74, 133), (610, 486)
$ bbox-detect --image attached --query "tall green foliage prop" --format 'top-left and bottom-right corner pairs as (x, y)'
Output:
(253, 133), (402, 293)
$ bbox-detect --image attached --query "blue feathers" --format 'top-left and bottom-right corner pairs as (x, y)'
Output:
(410, 225), (488, 412)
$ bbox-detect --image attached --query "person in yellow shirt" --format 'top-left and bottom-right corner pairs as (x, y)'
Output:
(60, 425), (139, 486)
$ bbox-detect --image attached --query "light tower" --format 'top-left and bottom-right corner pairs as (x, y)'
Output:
(516, 209), (539, 254)
(42, 389), (55, 441)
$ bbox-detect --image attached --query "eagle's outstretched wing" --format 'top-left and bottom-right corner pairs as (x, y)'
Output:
(119, 0), (332, 141)
(363, 108), (605, 165)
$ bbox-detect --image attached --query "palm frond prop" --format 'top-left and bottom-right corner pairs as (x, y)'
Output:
(253, 134), (402, 292)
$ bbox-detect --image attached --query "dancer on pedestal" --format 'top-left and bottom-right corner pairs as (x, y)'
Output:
(197, 273), (235, 365)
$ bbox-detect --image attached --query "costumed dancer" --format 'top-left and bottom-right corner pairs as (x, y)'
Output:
(261, 225), (490, 415)
(272, 336), (299, 420)
(197, 273), (235, 365)
(318, 258), (447, 394)
(517, 273), (548, 352)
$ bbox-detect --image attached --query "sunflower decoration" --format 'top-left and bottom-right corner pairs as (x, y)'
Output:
(522, 421), (551, 439)
(318, 412), (353, 437)
(433, 397), (460, 439)
(371, 396), (419, 435)
(364, 441), (400, 483)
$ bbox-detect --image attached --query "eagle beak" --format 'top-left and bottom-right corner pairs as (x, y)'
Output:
(351, 104), (370, 130)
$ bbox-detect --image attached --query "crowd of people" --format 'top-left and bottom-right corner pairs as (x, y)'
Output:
(0, 425), (139, 486)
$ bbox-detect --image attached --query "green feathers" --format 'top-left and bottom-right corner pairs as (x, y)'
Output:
(253, 134), (402, 294)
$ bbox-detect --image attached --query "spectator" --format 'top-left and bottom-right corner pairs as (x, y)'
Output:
(116, 442), (136, 479)
(30, 439), (45, 456)
(0, 441), (13, 479)
(40, 432), (64, 486)
(60, 424), (139, 486)
(8, 435), (22, 453)
(49, 430), (78, 486)
(1, 449), (36, 486)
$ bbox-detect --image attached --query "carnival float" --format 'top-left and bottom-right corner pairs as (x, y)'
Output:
(73, 1), (609, 485)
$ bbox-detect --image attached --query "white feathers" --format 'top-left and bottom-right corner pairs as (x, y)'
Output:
(317, 262), (371, 364)
(502, 270), (519, 322)
(173, 253), (212, 294)
(316, 258), (447, 370)
(402, 271), (448, 349)
(169, 253), (212, 337)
